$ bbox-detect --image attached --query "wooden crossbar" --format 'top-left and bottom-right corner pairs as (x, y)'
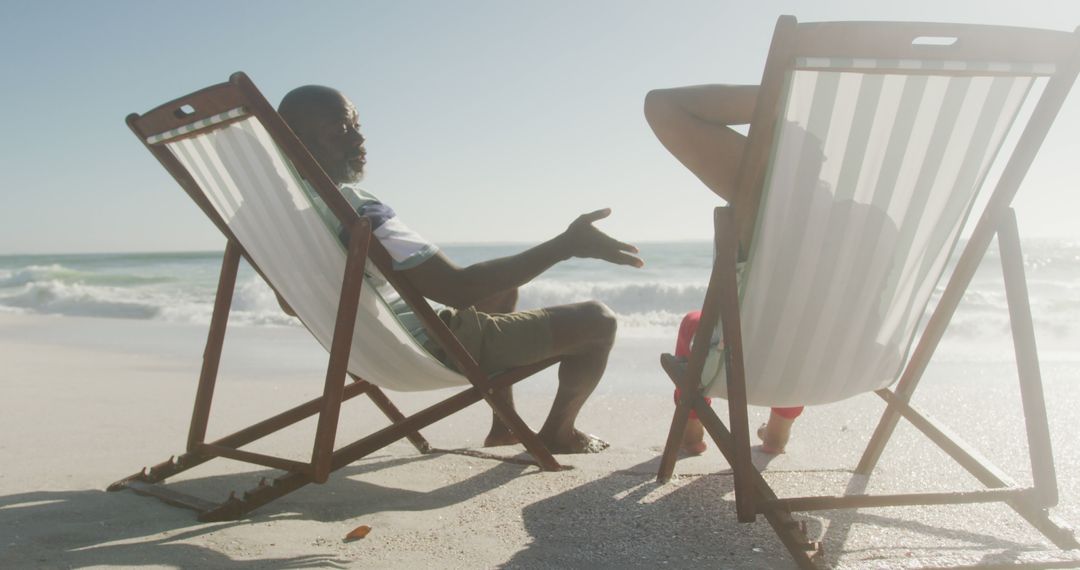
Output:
(760, 488), (1035, 513)
(112, 357), (557, 522)
(196, 444), (312, 474)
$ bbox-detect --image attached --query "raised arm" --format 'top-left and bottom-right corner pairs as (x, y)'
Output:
(404, 208), (643, 309)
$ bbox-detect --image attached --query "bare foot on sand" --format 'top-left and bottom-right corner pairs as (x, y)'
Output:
(539, 428), (610, 454)
(682, 417), (707, 455)
(757, 411), (795, 454)
(483, 425), (521, 447)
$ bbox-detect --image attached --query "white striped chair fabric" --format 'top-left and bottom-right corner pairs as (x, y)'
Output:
(159, 116), (467, 392)
(701, 58), (1053, 406)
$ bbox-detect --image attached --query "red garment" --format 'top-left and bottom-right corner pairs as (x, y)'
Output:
(673, 311), (803, 420)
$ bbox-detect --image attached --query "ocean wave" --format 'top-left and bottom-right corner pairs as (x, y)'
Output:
(0, 279), (162, 320)
(0, 304), (29, 315)
(519, 280), (707, 315)
(3, 271), (1078, 342)
(0, 264), (78, 288)
(2, 247), (1079, 348)
(0, 276), (297, 327)
(0, 264), (173, 288)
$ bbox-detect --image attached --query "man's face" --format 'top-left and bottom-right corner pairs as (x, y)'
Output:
(305, 96), (367, 184)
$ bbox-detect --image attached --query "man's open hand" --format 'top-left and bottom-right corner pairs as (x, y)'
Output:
(560, 208), (644, 268)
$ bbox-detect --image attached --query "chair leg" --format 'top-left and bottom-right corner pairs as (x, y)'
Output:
(693, 401), (822, 567)
(657, 352), (696, 482)
(713, 206), (756, 523)
(658, 355), (820, 560)
(999, 209), (1058, 507)
(726, 384), (756, 523)
(311, 219), (371, 483)
(857, 210), (1001, 476)
(855, 391), (905, 475)
(187, 242), (242, 451)
(657, 353), (821, 565)
(658, 399), (692, 483)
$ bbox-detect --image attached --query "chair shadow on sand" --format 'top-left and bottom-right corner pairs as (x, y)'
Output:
(0, 447), (1057, 568)
(503, 454), (1041, 568)
(0, 451), (532, 569)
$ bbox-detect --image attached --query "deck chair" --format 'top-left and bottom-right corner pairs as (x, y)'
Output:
(109, 72), (562, 521)
(657, 16), (1080, 568)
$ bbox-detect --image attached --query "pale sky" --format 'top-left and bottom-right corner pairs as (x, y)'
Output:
(2, 0), (1078, 254)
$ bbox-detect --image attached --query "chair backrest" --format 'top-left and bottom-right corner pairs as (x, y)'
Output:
(704, 19), (1080, 406)
(128, 73), (466, 392)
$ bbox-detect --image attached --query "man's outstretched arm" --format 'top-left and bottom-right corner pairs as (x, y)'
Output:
(403, 208), (643, 309)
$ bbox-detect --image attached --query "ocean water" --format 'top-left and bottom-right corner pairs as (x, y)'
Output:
(1, 240), (1078, 361)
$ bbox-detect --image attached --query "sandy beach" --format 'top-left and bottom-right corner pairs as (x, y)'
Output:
(2, 311), (1079, 569)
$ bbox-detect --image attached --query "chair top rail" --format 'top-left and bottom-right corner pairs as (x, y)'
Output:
(145, 107), (250, 145)
(794, 57), (1057, 77)
(127, 80), (250, 143)
(793, 20), (1078, 66)
(734, 15), (1080, 254)
(127, 72), (363, 250)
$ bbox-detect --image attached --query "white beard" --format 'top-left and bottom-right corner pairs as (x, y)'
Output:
(342, 163), (364, 183)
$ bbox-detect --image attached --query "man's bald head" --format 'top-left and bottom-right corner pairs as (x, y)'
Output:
(278, 85), (366, 183)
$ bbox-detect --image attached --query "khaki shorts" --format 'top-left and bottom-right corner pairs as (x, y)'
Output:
(431, 306), (555, 375)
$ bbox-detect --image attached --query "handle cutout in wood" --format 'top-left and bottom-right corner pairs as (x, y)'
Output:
(912, 36), (958, 46)
(174, 104), (196, 118)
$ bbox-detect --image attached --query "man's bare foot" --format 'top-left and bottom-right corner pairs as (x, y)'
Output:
(682, 417), (707, 455)
(539, 428), (610, 454)
(483, 426), (520, 447)
(756, 411), (795, 454)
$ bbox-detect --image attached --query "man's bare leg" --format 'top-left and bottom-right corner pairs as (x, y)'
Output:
(476, 289), (523, 447)
(482, 296), (616, 452)
(536, 301), (618, 453)
(643, 84), (758, 202)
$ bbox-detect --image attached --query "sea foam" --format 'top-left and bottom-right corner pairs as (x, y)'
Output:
(1, 242), (1079, 354)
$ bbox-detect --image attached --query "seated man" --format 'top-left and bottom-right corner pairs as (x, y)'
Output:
(277, 85), (644, 453)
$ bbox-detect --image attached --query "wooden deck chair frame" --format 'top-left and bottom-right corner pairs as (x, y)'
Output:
(656, 16), (1080, 568)
(108, 72), (562, 522)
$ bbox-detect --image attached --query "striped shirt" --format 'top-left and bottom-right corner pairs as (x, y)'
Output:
(304, 181), (440, 348)
(335, 183), (440, 271)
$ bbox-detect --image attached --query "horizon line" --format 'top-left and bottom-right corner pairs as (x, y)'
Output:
(0, 238), (721, 258)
